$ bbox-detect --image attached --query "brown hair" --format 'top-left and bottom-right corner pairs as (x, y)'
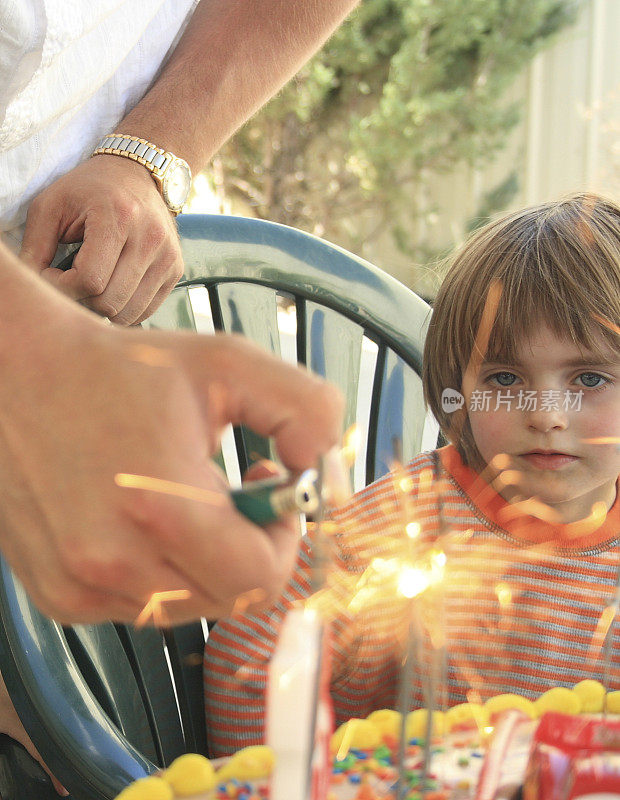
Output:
(423, 193), (620, 465)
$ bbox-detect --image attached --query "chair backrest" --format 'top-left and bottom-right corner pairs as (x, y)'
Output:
(0, 215), (437, 800)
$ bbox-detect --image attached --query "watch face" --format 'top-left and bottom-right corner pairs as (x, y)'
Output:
(162, 160), (191, 211)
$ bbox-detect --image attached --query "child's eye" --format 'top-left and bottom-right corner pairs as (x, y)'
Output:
(575, 372), (608, 389)
(488, 371), (519, 387)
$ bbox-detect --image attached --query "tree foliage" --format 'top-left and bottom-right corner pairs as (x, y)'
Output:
(212, 0), (580, 260)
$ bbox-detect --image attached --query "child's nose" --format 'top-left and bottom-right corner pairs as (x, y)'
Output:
(525, 405), (569, 433)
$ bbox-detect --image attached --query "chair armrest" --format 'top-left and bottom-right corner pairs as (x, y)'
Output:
(0, 557), (155, 800)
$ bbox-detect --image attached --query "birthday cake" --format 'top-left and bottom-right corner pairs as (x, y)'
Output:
(114, 682), (620, 800)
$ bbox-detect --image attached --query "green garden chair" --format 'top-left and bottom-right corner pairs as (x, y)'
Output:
(0, 214), (438, 800)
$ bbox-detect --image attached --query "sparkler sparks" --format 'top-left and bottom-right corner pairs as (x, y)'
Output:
(115, 473), (227, 506)
(406, 521), (421, 539)
(135, 589), (192, 627)
(588, 604), (617, 662)
(592, 313), (620, 336)
(124, 343), (176, 367)
(341, 425), (362, 467)
(495, 583), (512, 608)
(398, 567), (431, 599)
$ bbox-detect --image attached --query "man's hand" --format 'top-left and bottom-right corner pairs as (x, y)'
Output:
(0, 249), (343, 625)
(19, 155), (183, 325)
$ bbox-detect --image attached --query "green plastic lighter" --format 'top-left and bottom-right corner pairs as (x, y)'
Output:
(230, 470), (321, 525)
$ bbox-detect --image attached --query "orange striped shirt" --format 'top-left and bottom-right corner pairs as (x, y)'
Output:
(204, 446), (620, 757)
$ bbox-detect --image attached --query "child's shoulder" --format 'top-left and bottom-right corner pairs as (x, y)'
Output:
(332, 448), (441, 524)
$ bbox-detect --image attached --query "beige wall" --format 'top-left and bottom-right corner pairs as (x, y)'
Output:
(361, 0), (620, 297)
(523, 0), (619, 203)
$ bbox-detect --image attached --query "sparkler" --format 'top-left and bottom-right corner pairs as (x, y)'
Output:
(390, 450), (448, 800)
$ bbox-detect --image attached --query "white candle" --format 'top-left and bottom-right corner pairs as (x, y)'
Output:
(266, 607), (328, 800)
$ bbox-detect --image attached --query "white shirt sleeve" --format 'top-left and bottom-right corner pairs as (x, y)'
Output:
(0, 0), (198, 238)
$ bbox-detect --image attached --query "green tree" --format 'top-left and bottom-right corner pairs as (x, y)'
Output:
(211, 0), (580, 262)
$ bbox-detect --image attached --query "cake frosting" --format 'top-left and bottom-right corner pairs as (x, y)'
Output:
(114, 682), (620, 800)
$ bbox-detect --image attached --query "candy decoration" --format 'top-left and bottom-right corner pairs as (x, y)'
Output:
(484, 694), (536, 721)
(533, 687), (582, 717)
(164, 753), (217, 795)
(572, 679), (606, 713)
(115, 776), (174, 800)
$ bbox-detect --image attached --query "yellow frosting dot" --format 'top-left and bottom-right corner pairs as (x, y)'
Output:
(573, 679), (606, 713)
(163, 753), (216, 796)
(115, 776), (174, 800)
(216, 745), (275, 781)
(534, 687), (582, 717)
(366, 709), (403, 739)
(485, 694), (536, 720)
(605, 691), (620, 714)
(444, 702), (488, 732)
(330, 718), (382, 753)
(406, 709), (445, 739)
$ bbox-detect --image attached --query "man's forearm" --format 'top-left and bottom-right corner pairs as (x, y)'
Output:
(117, 0), (360, 173)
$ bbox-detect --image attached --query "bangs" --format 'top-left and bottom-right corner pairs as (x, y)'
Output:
(461, 207), (620, 366)
(484, 275), (618, 365)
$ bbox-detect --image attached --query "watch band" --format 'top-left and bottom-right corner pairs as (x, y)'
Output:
(92, 134), (175, 176)
(91, 134), (191, 215)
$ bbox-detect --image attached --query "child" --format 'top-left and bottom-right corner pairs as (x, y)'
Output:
(204, 193), (620, 757)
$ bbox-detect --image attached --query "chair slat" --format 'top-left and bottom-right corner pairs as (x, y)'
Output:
(367, 349), (427, 482)
(63, 625), (160, 763)
(163, 623), (209, 756)
(302, 301), (363, 434)
(214, 283), (282, 471)
(144, 287), (197, 332)
(214, 283), (281, 353)
(115, 627), (188, 765)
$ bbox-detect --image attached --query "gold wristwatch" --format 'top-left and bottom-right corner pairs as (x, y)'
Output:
(92, 134), (192, 215)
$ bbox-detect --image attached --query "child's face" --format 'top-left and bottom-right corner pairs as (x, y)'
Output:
(467, 324), (619, 524)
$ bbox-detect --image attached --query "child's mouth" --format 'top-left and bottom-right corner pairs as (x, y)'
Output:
(519, 451), (579, 470)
